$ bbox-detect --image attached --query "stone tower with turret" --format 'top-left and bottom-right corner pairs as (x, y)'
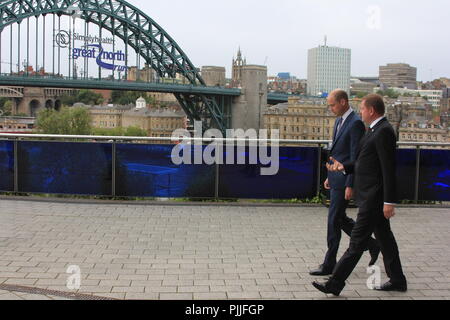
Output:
(231, 48), (247, 87)
(230, 48), (267, 131)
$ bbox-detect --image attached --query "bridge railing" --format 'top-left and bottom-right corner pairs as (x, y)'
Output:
(0, 133), (449, 203)
(0, 72), (228, 89)
(0, 73), (241, 96)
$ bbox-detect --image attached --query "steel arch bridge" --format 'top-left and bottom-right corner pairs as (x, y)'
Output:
(0, 0), (239, 132)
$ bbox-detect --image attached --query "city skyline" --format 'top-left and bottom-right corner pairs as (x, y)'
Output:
(126, 0), (449, 81)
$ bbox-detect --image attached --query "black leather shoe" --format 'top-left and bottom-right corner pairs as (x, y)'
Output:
(312, 280), (342, 296)
(368, 246), (380, 266)
(374, 281), (407, 292)
(309, 265), (333, 276)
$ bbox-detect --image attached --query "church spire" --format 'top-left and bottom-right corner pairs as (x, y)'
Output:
(232, 47), (246, 87)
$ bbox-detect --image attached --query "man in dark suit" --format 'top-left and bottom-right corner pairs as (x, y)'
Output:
(313, 94), (407, 296)
(310, 90), (380, 276)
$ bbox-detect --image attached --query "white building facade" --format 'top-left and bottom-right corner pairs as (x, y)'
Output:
(390, 88), (443, 110)
(307, 45), (351, 96)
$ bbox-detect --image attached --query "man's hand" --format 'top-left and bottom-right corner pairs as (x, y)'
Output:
(345, 187), (353, 201)
(324, 178), (330, 190)
(326, 157), (345, 172)
(384, 204), (396, 220)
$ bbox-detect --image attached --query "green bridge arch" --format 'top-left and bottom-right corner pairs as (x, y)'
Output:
(0, 0), (228, 131)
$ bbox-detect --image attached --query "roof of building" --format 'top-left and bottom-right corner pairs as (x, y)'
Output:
(123, 108), (186, 118)
(89, 104), (135, 111)
(0, 117), (35, 124)
(401, 116), (444, 129)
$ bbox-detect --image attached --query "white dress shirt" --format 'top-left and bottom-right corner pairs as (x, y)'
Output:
(370, 116), (385, 130)
(336, 107), (354, 134)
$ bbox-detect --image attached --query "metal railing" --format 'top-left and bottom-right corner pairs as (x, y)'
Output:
(0, 73), (242, 96)
(0, 133), (449, 203)
(397, 141), (450, 203)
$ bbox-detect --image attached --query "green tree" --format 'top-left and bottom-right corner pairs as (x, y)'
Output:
(0, 97), (9, 109)
(377, 89), (399, 99)
(111, 90), (156, 105)
(356, 92), (369, 99)
(124, 126), (148, 136)
(60, 89), (104, 107)
(77, 89), (104, 105)
(68, 107), (92, 134)
(1, 100), (13, 116)
(36, 106), (92, 135)
(91, 126), (148, 137)
(60, 94), (77, 106)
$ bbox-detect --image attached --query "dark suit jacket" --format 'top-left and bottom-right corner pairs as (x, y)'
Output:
(343, 118), (397, 211)
(328, 111), (365, 190)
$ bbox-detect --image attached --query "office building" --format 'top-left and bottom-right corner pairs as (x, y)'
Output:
(307, 44), (351, 96)
(379, 63), (417, 89)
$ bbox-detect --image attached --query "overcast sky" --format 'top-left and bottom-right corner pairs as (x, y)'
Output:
(126, 0), (449, 81)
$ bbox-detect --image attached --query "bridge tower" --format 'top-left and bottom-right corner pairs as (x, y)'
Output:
(230, 59), (268, 131)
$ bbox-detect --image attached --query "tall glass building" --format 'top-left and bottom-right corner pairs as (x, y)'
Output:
(307, 45), (351, 97)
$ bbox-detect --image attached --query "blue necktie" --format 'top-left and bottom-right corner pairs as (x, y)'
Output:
(334, 117), (343, 141)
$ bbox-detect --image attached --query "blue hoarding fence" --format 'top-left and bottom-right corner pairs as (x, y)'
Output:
(0, 134), (449, 202)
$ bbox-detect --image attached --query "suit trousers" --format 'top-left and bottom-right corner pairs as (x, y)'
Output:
(323, 189), (379, 270)
(323, 188), (355, 270)
(329, 208), (407, 289)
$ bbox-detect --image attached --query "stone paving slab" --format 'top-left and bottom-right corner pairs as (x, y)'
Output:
(0, 199), (449, 300)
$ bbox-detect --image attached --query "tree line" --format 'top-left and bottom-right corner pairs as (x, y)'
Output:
(36, 107), (147, 136)
(61, 89), (156, 106)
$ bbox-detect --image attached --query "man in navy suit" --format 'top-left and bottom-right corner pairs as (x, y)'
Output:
(310, 90), (380, 276)
(313, 94), (407, 296)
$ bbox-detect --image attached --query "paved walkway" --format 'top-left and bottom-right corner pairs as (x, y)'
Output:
(0, 199), (449, 300)
(0, 289), (70, 300)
